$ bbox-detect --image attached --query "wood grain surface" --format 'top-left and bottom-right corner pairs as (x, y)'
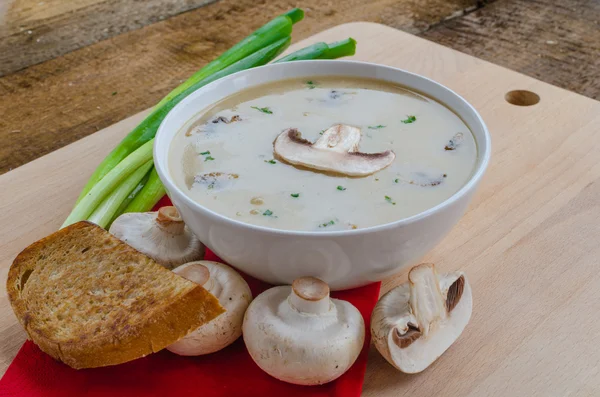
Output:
(1, 23), (599, 395)
(0, 0), (218, 76)
(422, 0), (600, 101)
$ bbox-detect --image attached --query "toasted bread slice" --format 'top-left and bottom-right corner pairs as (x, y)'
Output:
(7, 221), (224, 369)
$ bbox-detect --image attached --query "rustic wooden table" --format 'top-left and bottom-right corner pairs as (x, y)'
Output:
(1, 0), (599, 174)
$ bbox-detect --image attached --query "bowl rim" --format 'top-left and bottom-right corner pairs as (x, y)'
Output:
(154, 59), (491, 237)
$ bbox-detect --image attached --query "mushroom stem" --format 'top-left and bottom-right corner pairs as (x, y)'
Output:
(408, 264), (447, 338)
(174, 263), (210, 286)
(155, 206), (186, 235)
(288, 277), (331, 314)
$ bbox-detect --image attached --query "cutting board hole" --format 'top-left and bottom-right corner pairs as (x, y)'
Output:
(505, 90), (540, 106)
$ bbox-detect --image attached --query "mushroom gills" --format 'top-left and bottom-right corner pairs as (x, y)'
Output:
(273, 124), (395, 177)
(371, 263), (472, 373)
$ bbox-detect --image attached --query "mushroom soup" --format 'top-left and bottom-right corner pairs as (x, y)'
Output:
(169, 77), (477, 231)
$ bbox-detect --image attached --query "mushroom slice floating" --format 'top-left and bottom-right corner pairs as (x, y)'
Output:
(109, 206), (204, 269)
(243, 277), (365, 385)
(273, 124), (395, 176)
(371, 263), (472, 373)
(168, 261), (252, 356)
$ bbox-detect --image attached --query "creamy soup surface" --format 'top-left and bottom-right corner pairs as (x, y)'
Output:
(169, 77), (478, 231)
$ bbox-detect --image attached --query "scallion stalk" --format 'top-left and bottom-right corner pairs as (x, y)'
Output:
(275, 38), (356, 63)
(62, 139), (155, 227)
(88, 160), (154, 229)
(111, 168), (152, 220)
(121, 167), (166, 214)
(157, 9), (303, 108)
(317, 38), (357, 59)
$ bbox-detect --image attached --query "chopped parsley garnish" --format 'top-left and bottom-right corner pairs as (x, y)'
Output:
(337, 186), (346, 191)
(204, 156), (215, 162)
(401, 115), (417, 124)
(251, 106), (273, 114)
(200, 150), (211, 155)
(394, 178), (399, 183)
(111, 91), (117, 96)
(264, 159), (277, 164)
(385, 195), (397, 205)
(290, 193), (300, 198)
(263, 209), (274, 216)
(368, 125), (386, 130)
(319, 129), (325, 135)
(319, 220), (336, 228)
(306, 80), (318, 89)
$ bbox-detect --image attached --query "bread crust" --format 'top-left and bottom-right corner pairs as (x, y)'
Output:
(7, 221), (224, 369)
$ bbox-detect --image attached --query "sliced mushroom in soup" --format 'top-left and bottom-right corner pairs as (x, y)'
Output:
(169, 77), (478, 231)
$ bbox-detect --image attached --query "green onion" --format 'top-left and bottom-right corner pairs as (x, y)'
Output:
(317, 38), (357, 59)
(252, 106), (273, 114)
(337, 185), (346, 191)
(275, 37), (356, 63)
(63, 139), (155, 227)
(123, 167), (166, 214)
(401, 115), (417, 124)
(110, 167), (152, 222)
(290, 193), (300, 198)
(156, 9), (304, 108)
(88, 160), (154, 229)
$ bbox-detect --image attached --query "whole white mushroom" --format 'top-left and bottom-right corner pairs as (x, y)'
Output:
(109, 206), (204, 269)
(371, 263), (472, 373)
(243, 277), (365, 385)
(168, 261), (252, 356)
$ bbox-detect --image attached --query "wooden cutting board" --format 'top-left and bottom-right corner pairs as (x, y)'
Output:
(1, 22), (599, 396)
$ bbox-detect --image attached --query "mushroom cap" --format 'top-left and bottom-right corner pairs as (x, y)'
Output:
(109, 206), (204, 269)
(243, 283), (365, 385)
(168, 261), (252, 356)
(371, 267), (472, 374)
(273, 125), (395, 177)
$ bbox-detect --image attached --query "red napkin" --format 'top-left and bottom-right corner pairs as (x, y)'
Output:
(0, 197), (381, 397)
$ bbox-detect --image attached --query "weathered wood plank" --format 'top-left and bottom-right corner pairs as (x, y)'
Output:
(0, 0), (479, 174)
(0, 0), (218, 76)
(420, 0), (600, 100)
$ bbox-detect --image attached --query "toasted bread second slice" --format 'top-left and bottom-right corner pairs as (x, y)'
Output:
(7, 221), (224, 369)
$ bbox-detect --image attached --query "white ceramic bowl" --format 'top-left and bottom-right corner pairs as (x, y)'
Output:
(154, 60), (490, 290)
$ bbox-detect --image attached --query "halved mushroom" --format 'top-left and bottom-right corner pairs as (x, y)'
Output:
(243, 277), (365, 385)
(109, 206), (204, 269)
(168, 261), (252, 355)
(371, 263), (472, 373)
(273, 124), (395, 176)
